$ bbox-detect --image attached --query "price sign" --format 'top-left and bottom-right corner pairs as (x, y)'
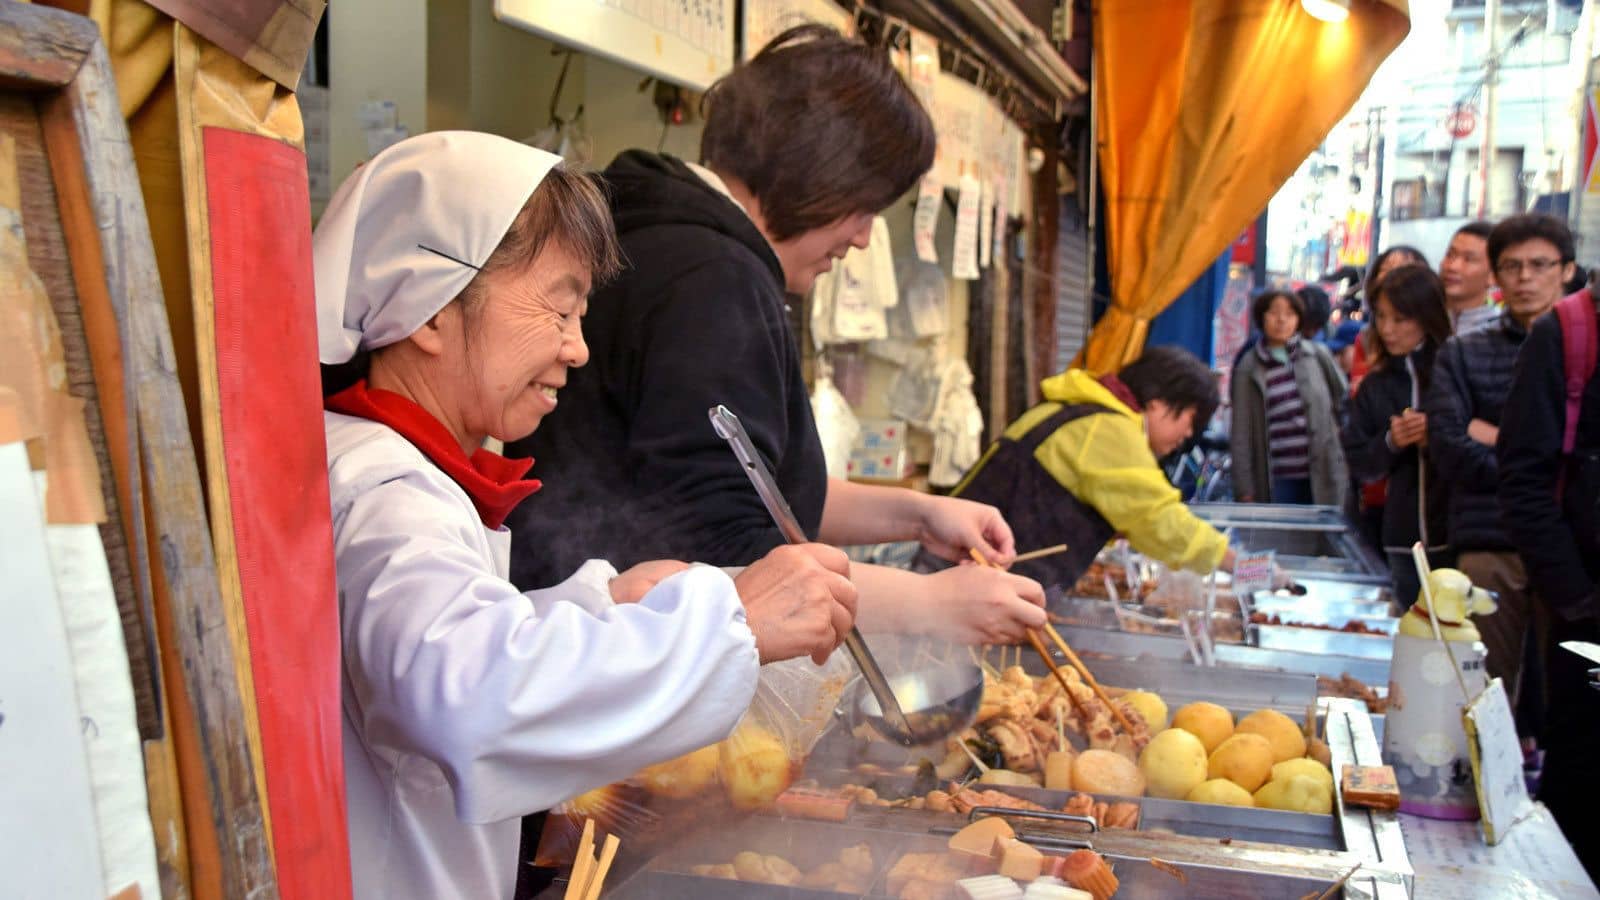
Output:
(1232, 549), (1275, 598)
(1463, 678), (1534, 844)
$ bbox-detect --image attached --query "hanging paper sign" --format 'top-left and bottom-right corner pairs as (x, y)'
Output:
(1232, 549), (1275, 599)
(1463, 678), (1535, 844)
(978, 181), (994, 269)
(912, 175), (942, 264)
(952, 170), (981, 280)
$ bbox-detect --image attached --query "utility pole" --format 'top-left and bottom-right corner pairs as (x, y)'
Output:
(1370, 107), (1386, 265)
(1479, 0), (1500, 217)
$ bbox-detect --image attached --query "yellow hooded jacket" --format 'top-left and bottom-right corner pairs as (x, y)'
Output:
(963, 369), (1228, 576)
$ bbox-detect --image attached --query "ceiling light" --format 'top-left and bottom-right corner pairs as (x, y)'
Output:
(1302, 0), (1350, 23)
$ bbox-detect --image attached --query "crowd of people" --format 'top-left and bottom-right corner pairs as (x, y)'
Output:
(1228, 214), (1600, 874)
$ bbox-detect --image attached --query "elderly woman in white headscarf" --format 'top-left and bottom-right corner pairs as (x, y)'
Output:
(316, 131), (858, 900)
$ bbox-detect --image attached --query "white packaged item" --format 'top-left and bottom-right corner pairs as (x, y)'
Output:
(810, 373), (861, 480)
(813, 216), (897, 344)
(900, 258), (949, 338)
(928, 360), (984, 488)
(887, 348), (944, 427)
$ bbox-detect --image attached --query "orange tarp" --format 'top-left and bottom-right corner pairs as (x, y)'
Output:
(1085, 0), (1411, 371)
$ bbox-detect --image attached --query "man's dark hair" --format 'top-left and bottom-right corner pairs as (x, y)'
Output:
(1250, 288), (1305, 332)
(700, 25), (936, 241)
(1488, 213), (1575, 268)
(1118, 345), (1221, 435)
(1296, 285), (1332, 338)
(1453, 220), (1493, 242)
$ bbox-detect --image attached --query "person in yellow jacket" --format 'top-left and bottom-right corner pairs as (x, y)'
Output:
(941, 346), (1244, 590)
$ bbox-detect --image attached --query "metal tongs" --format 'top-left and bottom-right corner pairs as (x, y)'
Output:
(709, 405), (921, 744)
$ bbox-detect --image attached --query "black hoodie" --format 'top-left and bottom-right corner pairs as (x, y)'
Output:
(504, 151), (826, 589)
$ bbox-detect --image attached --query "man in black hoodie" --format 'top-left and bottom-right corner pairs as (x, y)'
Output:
(505, 25), (1048, 647)
(1498, 283), (1600, 879)
(1426, 214), (1573, 729)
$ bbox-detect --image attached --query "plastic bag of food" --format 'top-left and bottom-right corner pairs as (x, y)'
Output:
(534, 650), (854, 866)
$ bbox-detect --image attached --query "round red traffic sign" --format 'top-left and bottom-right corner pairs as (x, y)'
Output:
(1446, 105), (1477, 139)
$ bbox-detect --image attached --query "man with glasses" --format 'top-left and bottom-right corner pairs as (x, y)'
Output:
(1427, 214), (1574, 740)
(1495, 216), (1599, 879)
(1438, 220), (1499, 336)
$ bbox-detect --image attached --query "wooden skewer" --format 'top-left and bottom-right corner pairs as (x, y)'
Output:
(1025, 628), (1093, 724)
(957, 737), (991, 774)
(564, 819), (597, 900)
(582, 833), (621, 900)
(1309, 863), (1362, 900)
(1012, 543), (1070, 564)
(970, 547), (1094, 724)
(1055, 708), (1066, 753)
(1042, 622), (1139, 735)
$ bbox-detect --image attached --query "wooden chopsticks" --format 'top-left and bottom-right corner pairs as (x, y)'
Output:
(970, 547), (1139, 736)
(564, 818), (622, 900)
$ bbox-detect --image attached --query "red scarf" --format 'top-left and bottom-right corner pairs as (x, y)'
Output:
(1097, 374), (1144, 413)
(326, 380), (541, 529)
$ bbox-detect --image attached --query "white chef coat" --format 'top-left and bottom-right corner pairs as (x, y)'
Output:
(325, 411), (759, 899)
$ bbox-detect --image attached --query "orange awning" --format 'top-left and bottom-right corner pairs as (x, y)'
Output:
(1084, 0), (1411, 372)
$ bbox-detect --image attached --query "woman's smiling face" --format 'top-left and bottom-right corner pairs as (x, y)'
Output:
(446, 243), (592, 444)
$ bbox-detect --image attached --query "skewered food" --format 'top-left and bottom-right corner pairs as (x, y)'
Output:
(1234, 709), (1307, 763)
(1060, 849), (1118, 900)
(692, 844), (874, 892)
(1043, 750), (1075, 790)
(1207, 734), (1275, 792)
(1316, 674), (1388, 714)
(1070, 749), (1146, 797)
(1137, 728), (1208, 800)
(948, 817), (1015, 855)
(1170, 702), (1234, 753)
(1186, 778), (1255, 807)
(1306, 737), (1333, 768)
(1249, 612), (1388, 635)
(1121, 691), (1169, 731)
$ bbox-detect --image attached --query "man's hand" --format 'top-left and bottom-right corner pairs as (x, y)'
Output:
(735, 544), (858, 665)
(1468, 418), (1500, 446)
(608, 560), (692, 604)
(915, 495), (1017, 566)
(918, 565), (1047, 645)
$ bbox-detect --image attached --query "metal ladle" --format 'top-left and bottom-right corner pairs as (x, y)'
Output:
(709, 405), (982, 746)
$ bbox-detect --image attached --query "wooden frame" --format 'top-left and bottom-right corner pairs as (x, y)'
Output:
(0, 3), (277, 897)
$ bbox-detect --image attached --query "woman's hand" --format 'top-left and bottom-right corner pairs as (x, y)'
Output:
(915, 495), (1017, 566)
(919, 565), (1047, 645)
(608, 560), (692, 604)
(1388, 410), (1428, 448)
(735, 544), (858, 665)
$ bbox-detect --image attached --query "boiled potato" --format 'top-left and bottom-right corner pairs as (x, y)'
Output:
(1123, 691), (1170, 731)
(635, 744), (720, 798)
(1138, 728), (1208, 800)
(1172, 702), (1235, 753)
(1271, 758), (1334, 793)
(1186, 778), (1255, 807)
(1235, 709), (1307, 763)
(1072, 748), (1146, 797)
(719, 723), (795, 810)
(1254, 774), (1334, 814)
(1207, 733), (1275, 792)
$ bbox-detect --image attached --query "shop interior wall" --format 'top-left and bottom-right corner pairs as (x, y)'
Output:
(327, 0), (982, 467)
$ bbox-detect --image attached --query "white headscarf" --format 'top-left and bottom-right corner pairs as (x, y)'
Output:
(314, 131), (561, 364)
